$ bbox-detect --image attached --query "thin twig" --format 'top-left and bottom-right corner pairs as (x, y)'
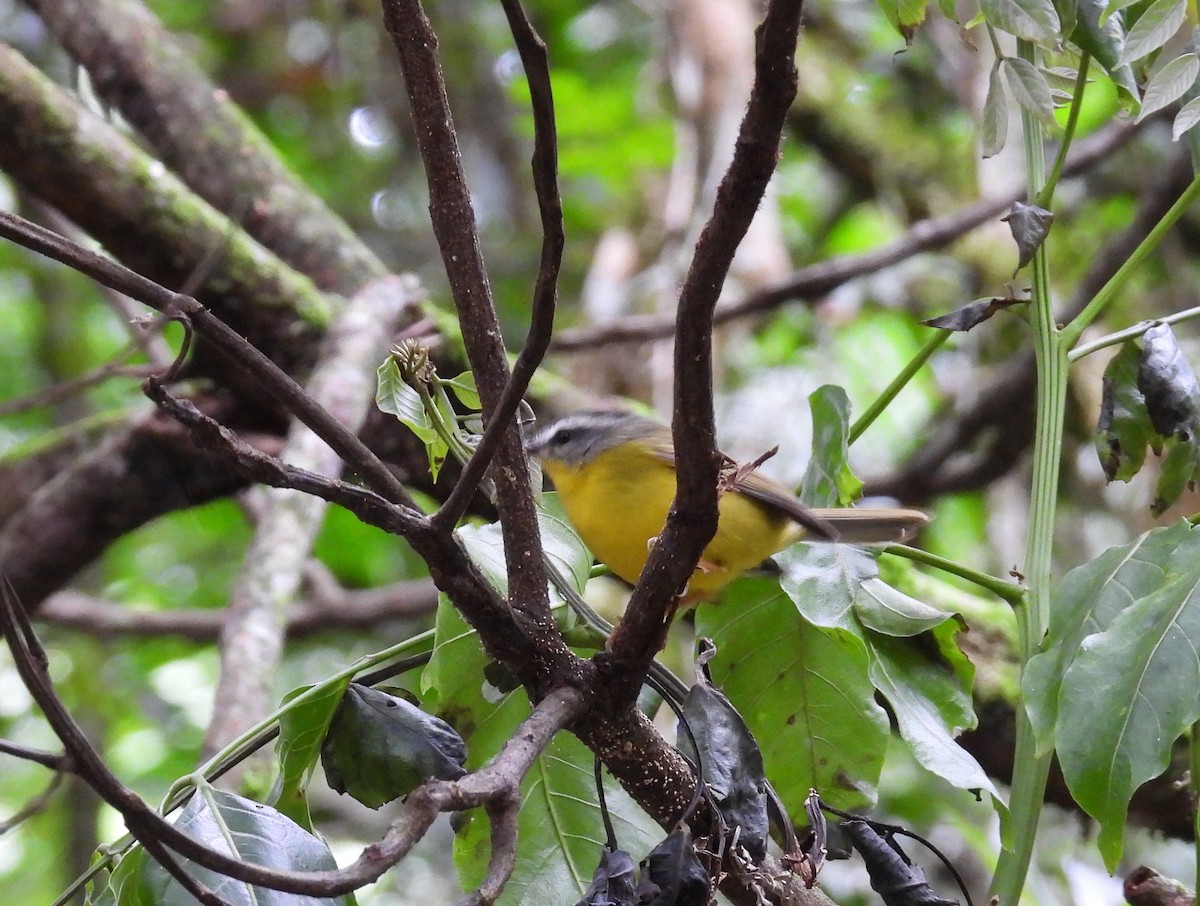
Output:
(434, 0), (564, 532)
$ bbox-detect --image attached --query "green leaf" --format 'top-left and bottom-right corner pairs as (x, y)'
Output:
(427, 600), (659, 904)
(874, 0), (930, 42)
(777, 542), (875, 631)
(1172, 96), (1200, 139)
(1070, 0), (1141, 99)
(800, 385), (863, 507)
(143, 787), (348, 905)
(1023, 522), (1192, 753)
(982, 64), (1009, 158)
(1152, 434), (1200, 515)
(1055, 520), (1200, 869)
(376, 357), (449, 479)
(445, 370), (481, 410)
(1095, 340), (1154, 482)
(321, 683), (466, 808)
(271, 677), (353, 829)
(1138, 52), (1200, 121)
(865, 631), (999, 797)
(855, 576), (957, 636)
(979, 0), (1062, 46)
(1002, 56), (1058, 124)
(454, 497), (592, 600)
(89, 848), (149, 906)
(696, 578), (890, 813)
(1119, 0), (1188, 65)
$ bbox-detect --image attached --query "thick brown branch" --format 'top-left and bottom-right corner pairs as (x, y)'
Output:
(23, 0), (389, 295)
(0, 44), (331, 376)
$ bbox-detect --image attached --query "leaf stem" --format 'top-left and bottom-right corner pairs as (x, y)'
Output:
(848, 328), (951, 446)
(1068, 303), (1200, 361)
(883, 545), (1025, 604)
(1060, 170), (1200, 349)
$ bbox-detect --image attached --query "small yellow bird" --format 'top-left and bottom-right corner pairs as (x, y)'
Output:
(526, 410), (927, 600)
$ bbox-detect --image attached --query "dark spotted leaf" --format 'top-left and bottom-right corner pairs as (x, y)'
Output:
(636, 825), (711, 906)
(1002, 201), (1054, 270)
(841, 819), (958, 906)
(921, 295), (1027, 331)
(321, 683), (465, 808)
(678, 641), (769, 862)
(575, 848), (639, 906)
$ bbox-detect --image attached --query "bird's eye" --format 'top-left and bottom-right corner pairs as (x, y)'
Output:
(553, 428), (573, 445)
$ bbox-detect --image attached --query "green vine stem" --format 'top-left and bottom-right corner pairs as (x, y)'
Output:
(883, 544), (1026, 604)
(1036, 53), (1090, 209)
(1060, 171), (1200, 349)
(990, 37), (1067, 906)
(848, 328), (952, 446)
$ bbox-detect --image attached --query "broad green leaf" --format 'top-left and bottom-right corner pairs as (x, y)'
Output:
(980, 0), (1061, 46)
(143, 787), (348, 906)
(1024, 523), (1190, 751)
(1071, 0), (1140, 99)
(272, 677), (352, 829)
(1138, 52), (1200, 121)
(1056, 0), (1079, 36)
(1056, 520), (1200, 869)
(1003, 56), (1058, 124)
(89, 848), (149, 906)
(777, 542), (876, 631)
(1101, 0), (1142, 21)
(1152, 434), (1200, 515)
(982, 64), (1009, 158)
(1119, 0), (1187, 65)
(456, 730), (661, 906)
(1172, 96), (1200, 138)
(1094, 340), (1154, 482)
(800, 385), (862, 507)
(696, 578), (890, 814)
(865, 631), (999, 797)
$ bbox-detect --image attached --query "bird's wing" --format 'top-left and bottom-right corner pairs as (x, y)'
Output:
(646, 443), (839, 541)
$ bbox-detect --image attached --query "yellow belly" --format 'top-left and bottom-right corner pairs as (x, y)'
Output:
(543, 445), (794, 597)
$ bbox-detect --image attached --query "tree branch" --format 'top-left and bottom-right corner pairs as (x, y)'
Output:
(604, 0), (807, 694)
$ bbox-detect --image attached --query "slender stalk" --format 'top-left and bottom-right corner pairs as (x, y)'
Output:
(1069, 303), (1200, 361)
(883, 545), (1025, 604)
(1060, 171), (1200, 349)
(1037, 54), (1090, 209)
(989, 38), (1068, 905)
(848, 329), (952, 446)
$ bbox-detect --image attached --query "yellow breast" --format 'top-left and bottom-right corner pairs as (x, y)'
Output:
(542, 443), (795, 597)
